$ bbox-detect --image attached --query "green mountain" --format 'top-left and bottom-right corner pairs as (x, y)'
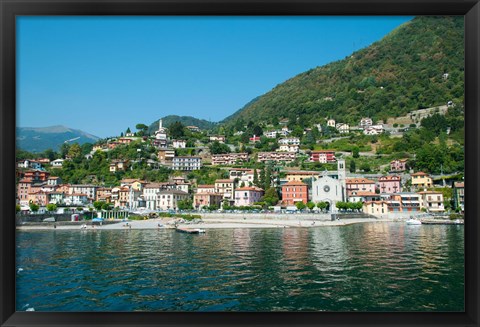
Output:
(147, 115), (216, 134)
(16, 125), (100, 153)
(221, 16), (464, 127)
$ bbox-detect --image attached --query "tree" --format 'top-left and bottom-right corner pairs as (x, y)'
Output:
(350, 160), (356, 173)
(136, 123), (148, 136)
(307, 202), (316, 211)
(169, 121), (185, 139)
(29, 203), (39, 212)
(264, 165), (272, 190)
(352, 146), (360, 158)
(295, 201), (306, 211)
(253, 169), (259, 187)
(262, 187), (279, 206)
(16, 204), (21, 213)
(209, 141), (230, 154)
(68, 143), (82, 159)
(126, 127), (131, 134)
(178, 199), (193, 210)
(46, 203), (57, 212)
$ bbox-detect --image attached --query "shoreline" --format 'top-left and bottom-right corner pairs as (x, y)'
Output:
(16, 215), (398, 230)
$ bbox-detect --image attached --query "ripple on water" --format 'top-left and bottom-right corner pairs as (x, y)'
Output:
(16, 224), (464, 312)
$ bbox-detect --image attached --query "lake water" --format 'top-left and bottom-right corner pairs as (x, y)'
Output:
(16, 222), (464, 312)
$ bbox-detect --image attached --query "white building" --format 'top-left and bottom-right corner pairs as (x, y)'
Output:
(310, 160), (346, 212)
(172, 140), (187, 148)
(156, 189), (190, 210)
(279, 137), (300, 145)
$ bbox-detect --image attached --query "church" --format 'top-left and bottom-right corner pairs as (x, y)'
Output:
(311, 159), (346, 212)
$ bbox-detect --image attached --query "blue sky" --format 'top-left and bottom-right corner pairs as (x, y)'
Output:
(17, 16), (412, 138)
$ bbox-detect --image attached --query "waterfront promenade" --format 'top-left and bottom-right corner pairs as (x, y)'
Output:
(16, 213), (397, 230)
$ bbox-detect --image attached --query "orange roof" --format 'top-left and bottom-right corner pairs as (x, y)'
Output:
(411, 172), (429, 176)
(355, 191), (378, 196)
(379, 175), (400, 181)
(215, 179), (234, 183)
(346, 178), (376, 184)
(197, 184), (215, 188)
(235, 187), (264, 192)
(283, 180), (308, 186)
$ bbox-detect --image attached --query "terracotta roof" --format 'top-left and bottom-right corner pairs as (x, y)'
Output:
(215, 179), (234, 183)
(197, 185), (215, 188)
(346, 178), (376, 184)
(283, 180), (308, 186)
(235, 187), (264, 192)
(454, 182), (464, 188)
(411, 172), (429, 176)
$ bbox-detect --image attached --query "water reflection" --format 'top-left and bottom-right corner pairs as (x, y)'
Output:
(16, 223), (464, 312)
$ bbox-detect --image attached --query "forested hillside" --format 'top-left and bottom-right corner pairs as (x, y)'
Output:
(222, 16), (464, 128)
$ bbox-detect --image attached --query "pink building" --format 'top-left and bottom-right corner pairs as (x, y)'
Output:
(378, 175), (401, 194)
(390, 159), (408, 172)
(346, 178), (376, 197)
(234, 187), (264, 207)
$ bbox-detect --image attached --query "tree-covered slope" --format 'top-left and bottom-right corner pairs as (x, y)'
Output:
(147, 115), (216, 134)
(222, 16), (464, 127)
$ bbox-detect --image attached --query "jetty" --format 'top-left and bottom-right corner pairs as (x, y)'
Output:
(175, 227), (206, 234)
(421, 219), (464, 225)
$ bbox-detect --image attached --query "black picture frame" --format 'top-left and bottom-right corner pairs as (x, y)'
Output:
(1, 0), (479, 326)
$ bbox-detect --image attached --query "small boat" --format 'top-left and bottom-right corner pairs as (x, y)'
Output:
(406, 218), (422, 225)
(176, 227), (206, 234)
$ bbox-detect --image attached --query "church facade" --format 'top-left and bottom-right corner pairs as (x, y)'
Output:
(311, 159), (346, 212)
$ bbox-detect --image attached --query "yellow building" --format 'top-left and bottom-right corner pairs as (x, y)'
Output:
(362, 201), (389, 216)
(285, 171), (319, 183)
(411, 172), (433, 189)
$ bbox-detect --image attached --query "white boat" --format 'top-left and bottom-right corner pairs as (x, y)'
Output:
(406, 218), (422, 225)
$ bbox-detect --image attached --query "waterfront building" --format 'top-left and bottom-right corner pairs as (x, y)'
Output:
(234, 186), (264, 207)
(346, 178), (376, 197)
(390, 159), (408, 172)
(211, 153), (249, 165)
(311, 160), (346, 212)
(378, 175), (401, 194)
(17, 178), (32, 205)
(311, 174), (344, 211)
(156, 189), (190, 211)
(257, 151), (296, 163)
(214, 179), (236, 204)
(27, 190), (49, 206)
(68, 184), (97, 202)
(348, 191), (380, 203)
(417, 191), (445, 212)
(96, 187), (112, 203)
(194, 192), (223, 210)
(281, 180), (308, 206)
(388, 193), (422, 213)
(143, 183), (166, 210)
(196, 184), (216, 194)
(47, 191), (64, 205)
(64, 193), (88, 206)
(411, 172), (433, 190)
(453, 182), (464, 211)
(362, 200), (389, 216)
(171, 156), (201, 171)
(309, 150), (336, 163)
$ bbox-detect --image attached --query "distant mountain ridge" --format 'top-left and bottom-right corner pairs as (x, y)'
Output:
(17, 125), (100, 153)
